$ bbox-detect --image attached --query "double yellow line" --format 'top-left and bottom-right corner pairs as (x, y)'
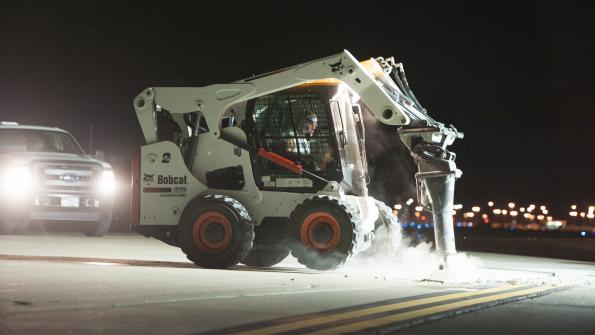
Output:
(231, 284), (558, 335)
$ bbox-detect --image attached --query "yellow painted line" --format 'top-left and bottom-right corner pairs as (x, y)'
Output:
(310, 285), (558, 335)
(233, 285), (517, 335)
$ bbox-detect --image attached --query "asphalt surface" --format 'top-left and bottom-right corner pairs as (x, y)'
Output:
(1, 233), (594, 334)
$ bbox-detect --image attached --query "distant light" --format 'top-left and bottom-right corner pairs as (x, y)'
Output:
(546, 216), (553, 221)
(493, 209), (501, 215)
(571, 204), (577, 210)
(508, 202), (515, 209)
(510, 211), (518, 217)
(453, 204), (463, 210)
(520, 207), (526, 212)
(423, 223), (430, 229)
(416, 224), (422, 229)
(406, 198), (414, 205)
(472, 206), (480, 213)
(415, 206), (423, 212)
(464, 212), (475, 218)
(502, 209), (508, 215)
(481, 214), (488, 219)
(537, 215), (545, 220)
(542, 209), (549, 215)
(420, 215), (427, 221)
(456, 222), (463, 228)
(394, 204), (402, 210)
(587, 213), (595, 219)
(409, 222), (416, 227)
(415, 212), (421, 217)
(523, 213), (531, 219)
(540, 205), (546, 211)
(580, 231), (586, 237)
(569, 211), (578, 217)
(588, 206), (594, 214)
(580, 212), (586, 218)
(452, 210), (457, 215)
(488, 201), (494, 207)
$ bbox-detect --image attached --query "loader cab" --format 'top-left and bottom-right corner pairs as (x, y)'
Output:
(243, 82), (368, 196)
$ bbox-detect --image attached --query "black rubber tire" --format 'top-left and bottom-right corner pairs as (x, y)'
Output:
(242, 243), (290, 267)
(0, 217), (17, 235)
(289, 196), (360, 270)
(84, 209), (113, 237)
(178, 195), (254, 269)
(362, 200), (402, 256)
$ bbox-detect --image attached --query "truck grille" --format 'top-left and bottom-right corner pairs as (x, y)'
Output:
(34, 162), (102, 193)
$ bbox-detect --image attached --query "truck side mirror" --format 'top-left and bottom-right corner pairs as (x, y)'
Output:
(93, 150), (105, 161)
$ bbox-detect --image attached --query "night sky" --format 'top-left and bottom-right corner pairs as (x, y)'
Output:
(1, 1), (593, 216)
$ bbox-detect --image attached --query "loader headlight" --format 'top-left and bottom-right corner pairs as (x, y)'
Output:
(100, 169), (116, 196)
(0, 165), (31, 200)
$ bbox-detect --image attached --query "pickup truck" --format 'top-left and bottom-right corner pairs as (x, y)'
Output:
(0, 122), (115, 236)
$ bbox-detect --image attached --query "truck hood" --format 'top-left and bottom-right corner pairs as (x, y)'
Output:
(0, 151), (112, 169)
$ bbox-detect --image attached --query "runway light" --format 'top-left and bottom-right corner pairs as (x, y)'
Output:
(472, 206), (480, 213)
(488, 201), (494, 207)
(508, 202), (515, 209)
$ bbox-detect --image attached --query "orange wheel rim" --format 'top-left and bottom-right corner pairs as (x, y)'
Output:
(192, 212), (232, 254)
(300, 212), (341, 251)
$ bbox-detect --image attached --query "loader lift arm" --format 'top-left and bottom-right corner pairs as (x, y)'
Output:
(133, 50), (463, 266)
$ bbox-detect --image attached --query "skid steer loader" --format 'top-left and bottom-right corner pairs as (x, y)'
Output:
(131, 50), (463, 270)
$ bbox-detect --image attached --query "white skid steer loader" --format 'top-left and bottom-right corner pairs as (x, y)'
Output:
(131, 50), (463, 270)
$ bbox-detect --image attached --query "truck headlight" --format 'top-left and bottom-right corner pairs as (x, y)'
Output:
(0, 165), (31, 200)
(100, 169), (116, 196)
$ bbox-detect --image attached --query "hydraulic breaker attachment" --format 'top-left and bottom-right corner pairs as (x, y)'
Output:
(399, 126), (463, 269)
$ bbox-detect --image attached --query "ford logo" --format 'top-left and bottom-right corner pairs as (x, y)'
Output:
(60, 173), (80, 183)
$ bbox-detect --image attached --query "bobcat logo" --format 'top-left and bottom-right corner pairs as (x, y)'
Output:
(329, 59), (343, 73)
(143, 173), (155, 185)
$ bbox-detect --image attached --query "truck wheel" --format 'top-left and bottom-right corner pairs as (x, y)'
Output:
(289, 197), (359, 270)
(242, 243), (290, 267)
(179, 195), (254, 269)
(84, 209), (113, 237)
(0, 217), (17, 235)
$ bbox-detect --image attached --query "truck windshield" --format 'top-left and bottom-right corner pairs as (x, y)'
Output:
(0, 129), (84, 155)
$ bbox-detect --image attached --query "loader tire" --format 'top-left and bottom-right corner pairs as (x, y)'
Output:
(289, 196), (360, 270)
(178, 195), (254, 269)
(242, 243), (290, 267)
(362, 200), (402, 256)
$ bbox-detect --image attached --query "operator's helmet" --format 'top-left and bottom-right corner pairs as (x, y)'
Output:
(305, 111), (318, 125)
